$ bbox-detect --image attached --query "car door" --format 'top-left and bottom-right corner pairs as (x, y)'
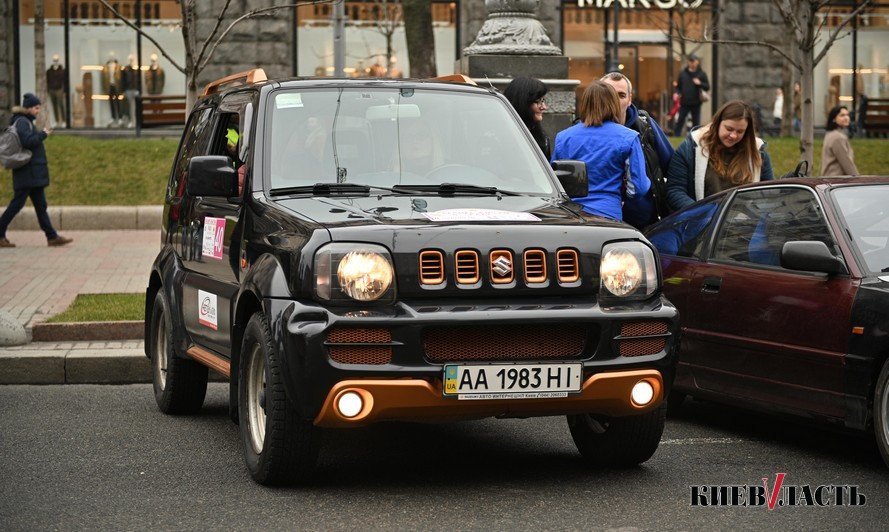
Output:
(686, 186), (857, 418)
(181, 92), (254, 356)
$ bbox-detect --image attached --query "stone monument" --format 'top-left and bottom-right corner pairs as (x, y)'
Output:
(457, 0), (577, 139)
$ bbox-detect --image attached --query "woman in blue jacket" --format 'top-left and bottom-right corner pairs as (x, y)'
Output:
(666, 99), (773, 211)
(551, 81), (650, 222)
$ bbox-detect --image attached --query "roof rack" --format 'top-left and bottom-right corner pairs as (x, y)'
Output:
(201, 68), (268, 97)
(429, 74), (477, 86)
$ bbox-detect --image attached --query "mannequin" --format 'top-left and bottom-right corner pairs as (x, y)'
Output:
(120, 54), (141, 127)
(101, 51), (122, 126)
(144, 53), (165, 95)
(46, 54), (67, 127)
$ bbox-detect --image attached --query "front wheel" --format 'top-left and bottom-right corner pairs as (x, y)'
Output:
(874, 358), (889, 467)
(238, 312), (320, 485)
(567, 403), (666, 467)
(150, 290), (208, 414)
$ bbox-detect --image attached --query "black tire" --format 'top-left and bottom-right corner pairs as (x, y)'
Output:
(150, 291), (208, 414)
(238, 312), (320, 485)
(874, 358), (889, 468)
(567, 403), (667, 467)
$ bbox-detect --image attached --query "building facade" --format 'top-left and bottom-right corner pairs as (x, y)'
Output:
(4, 0), (888, 131)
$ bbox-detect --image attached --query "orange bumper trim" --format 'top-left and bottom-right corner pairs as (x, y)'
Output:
(313, 369), (663, 428)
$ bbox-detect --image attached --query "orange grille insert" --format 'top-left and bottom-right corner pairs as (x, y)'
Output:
(557, 249), (580, 283)
(455, 250), (480, 284)
(618, 321), (669, 357)
(524, 249), (547, 283)
(489, 249), (514, 284)
(419, 250), (445, 285)
(424, 324), (586, 362)
(327, 328), (392, 365)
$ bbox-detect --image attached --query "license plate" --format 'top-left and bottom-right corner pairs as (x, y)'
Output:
(443, 363), (582, 400)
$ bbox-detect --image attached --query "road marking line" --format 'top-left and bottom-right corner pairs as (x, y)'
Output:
(660, 437), (750, 445)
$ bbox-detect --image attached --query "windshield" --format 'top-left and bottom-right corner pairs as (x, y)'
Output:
(833, 184), (889, 274)
(265, 87), (555, 194)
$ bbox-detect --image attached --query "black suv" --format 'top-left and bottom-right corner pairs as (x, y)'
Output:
(145, 70), (679, 485)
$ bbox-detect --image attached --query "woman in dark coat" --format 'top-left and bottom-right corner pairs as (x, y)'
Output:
(0, 93), (71, 247)
(503, 76), (551, 159)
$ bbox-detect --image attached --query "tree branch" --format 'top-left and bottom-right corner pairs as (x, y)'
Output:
(680, 27), (801, 70)
(197, 0), (339, 74)
(96, 0), (185, 73)
(813, 0), (873, 66)
(194, 0), (234, 71)
(771, 0), (804, 41)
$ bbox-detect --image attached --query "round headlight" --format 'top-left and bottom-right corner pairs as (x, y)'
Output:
(336, 250), (393, 301)
(600, 247), (642, 296)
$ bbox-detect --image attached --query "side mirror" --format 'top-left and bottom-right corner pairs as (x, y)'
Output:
(187, 156), (238, 198)
(781, 241), (848, 275)
(551, 160), (588, 198)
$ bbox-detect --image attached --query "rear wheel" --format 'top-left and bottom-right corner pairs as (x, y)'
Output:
(567, 403), (666, 467)
(875, 358), (889, 467)
(238, 312), (319, 485)
(150, 291), (208, 414)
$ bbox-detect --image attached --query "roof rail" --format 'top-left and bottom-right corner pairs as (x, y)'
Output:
(201, 68), (268, 97)
(429, 74), (477, 86)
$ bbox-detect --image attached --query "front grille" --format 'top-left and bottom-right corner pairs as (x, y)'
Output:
(556, 249), (580, 283)
(326, 328), (392, 365)
(618, 321), (669, 357)
(455, 250), (480, 284)
(424, 324), (587, 362)
(524, 249), (547, 283)
(419, 250), (444, 285)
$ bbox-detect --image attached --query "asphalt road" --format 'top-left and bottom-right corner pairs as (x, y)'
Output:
(0, 384), (886, 530)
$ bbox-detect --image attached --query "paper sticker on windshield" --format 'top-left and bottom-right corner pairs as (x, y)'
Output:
(276, 93), (304, 109)
(202, 217), (226, 260)
(422, 209), (540, 222)
(198, 290), (218, 330)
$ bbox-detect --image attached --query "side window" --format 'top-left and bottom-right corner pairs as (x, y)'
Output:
(646, 196), (721, 258)
(713, 188), (837, 268)
(169, 107), (214, 200)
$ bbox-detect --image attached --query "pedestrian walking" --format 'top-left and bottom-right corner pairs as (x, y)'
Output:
(673, 54), (710, 137)
(666, 100), (774, 211)
(503, 76), (551, 159)
(551, 81), (650, 222)
(600, 72), (674, 229)
(0, 93), (72, 248)
(821, 105), (859, 176)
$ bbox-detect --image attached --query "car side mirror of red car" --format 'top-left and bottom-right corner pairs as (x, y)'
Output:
(781, 241), (848, 276)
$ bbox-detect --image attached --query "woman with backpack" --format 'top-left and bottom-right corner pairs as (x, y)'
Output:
(0, 93), (72, 248)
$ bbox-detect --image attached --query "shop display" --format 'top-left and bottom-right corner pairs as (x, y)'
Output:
(145, 53), (166, 95)
(101, 52), (123, 127)
(46, 54), (67, 127)
(121, 54), (141, 127)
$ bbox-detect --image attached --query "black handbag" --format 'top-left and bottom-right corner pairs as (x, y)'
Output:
(779, 160), (808, 179)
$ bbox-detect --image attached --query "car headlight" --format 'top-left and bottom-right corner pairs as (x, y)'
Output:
(599, 241), (658, 298)
(315, 243), (396, 302)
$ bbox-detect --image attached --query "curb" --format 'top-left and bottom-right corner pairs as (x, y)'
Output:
(31, 321), (144, 342)
(7, 205), (163, 231)
(0, 346), (151, 384)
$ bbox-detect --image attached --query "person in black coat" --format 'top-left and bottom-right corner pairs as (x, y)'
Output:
(673, 54), (710, 137)
(503, 76), (551, 159)
(0, 93), (72, 247)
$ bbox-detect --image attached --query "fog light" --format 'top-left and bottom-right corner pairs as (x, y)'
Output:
(337, 391), (364, 418)
(631, 381), (654, 406)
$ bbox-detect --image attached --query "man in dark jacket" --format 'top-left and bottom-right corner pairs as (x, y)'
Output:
(0, 93), (72, 248)
(673, 54), (710, 137)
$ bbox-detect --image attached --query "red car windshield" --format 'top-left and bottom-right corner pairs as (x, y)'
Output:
(833, 184), (889, 274)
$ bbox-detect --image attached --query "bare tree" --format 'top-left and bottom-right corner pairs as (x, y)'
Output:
(97, 0), (338, 111)
(402, 0), (436, 78)
(368, 0), (403, 76)
(33, 0), (47, 129)
(682, 0), (873, 172)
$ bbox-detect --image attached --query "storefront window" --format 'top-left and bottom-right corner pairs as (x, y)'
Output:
(17, 0), (184, 129)
(295, 1), (457, 78)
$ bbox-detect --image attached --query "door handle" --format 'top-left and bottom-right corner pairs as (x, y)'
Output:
(700, 276), (722, 294)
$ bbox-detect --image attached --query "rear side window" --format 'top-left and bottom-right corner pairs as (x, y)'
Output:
(168, 107), (215, 200)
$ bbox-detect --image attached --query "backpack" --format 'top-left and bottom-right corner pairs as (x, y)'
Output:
(635, 110), (671, 220)
(0, 118), (33, 170)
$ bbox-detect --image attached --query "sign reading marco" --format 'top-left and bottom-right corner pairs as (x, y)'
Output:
(576, 0), (705, 8)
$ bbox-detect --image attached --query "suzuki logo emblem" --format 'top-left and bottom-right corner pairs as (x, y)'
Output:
(492, 256), (512, 276)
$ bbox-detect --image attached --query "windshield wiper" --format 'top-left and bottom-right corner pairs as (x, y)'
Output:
(269, 183), (400, 197)
(392, 183), (520, 196)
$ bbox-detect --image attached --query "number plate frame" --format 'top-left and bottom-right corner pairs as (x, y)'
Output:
(443, 363), (583, 400)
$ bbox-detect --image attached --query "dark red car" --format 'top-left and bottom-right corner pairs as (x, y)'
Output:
(645, 177), (889, 467)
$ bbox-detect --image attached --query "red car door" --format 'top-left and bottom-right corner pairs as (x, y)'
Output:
(684, 186), (857, 419)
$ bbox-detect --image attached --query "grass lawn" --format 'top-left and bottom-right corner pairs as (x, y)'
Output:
(46, 293), (146, 323)
(1, 134), (886, 206)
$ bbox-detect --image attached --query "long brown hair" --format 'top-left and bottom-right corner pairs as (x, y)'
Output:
(578, 81), (621, 127)
(700, 100), (761, 185)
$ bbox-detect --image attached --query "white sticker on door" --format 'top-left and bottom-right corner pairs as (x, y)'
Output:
(198, 290), (218, 330)
(202, 217), (226, 260)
